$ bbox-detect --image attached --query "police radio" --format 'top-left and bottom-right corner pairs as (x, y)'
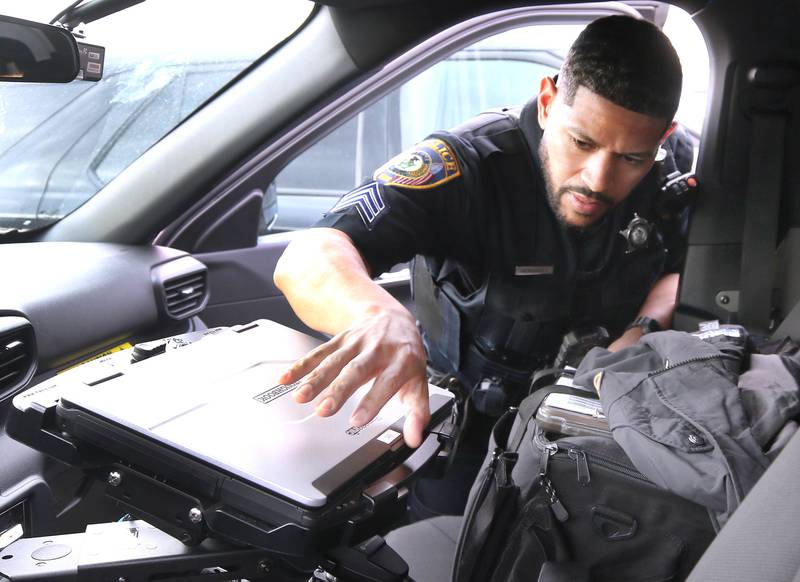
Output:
(659, 169), (698, 216)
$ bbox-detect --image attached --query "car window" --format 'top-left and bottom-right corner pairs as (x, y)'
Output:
(663, 8), (709, 138)
(399, 57), (558, 145)
(94, 66), (244, 185)
(271, 23), (577, 232)
(0, 82), (91, 153)
(268, 8), (708, 234)
(0, 1), (313, 232)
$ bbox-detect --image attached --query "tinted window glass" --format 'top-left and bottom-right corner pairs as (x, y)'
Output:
(399, 58), (558, 147)
(271, 24), (567, 232)
(278, 116), (361, 194)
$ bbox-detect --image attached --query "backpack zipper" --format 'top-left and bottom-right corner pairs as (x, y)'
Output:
(565, 446), (653, 485)
(452, 447), (502, 581)
(462, 447), (501, 529)
(538, 426), (654, 491)
(567, 448), (590, 486)
(533, 429), (569, 521)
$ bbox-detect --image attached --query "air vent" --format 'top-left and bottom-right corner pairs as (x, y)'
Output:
(164, 272), (208, 318)
(153, 256), (209, 321)
(0, 316), (36, 395)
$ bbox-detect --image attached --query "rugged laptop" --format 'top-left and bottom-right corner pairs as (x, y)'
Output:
(9, 320), (455, 554)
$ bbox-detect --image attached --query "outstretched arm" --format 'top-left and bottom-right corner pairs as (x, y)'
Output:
(607, 273), (679, 351)
(273, 227), (430, 447)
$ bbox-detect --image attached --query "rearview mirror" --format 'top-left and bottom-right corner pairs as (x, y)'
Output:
(0, 14), (80, 83)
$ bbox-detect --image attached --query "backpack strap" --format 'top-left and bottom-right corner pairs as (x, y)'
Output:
(452, 408), (519, 582)
(453, 384), (596, 582)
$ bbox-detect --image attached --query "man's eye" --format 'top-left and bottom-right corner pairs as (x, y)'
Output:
(623, 155), (646, 165)
(571, 137), (593, 151)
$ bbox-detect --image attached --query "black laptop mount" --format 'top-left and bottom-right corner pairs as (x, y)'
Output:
(1, 327), (459, 582)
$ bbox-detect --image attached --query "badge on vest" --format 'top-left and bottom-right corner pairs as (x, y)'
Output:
(373, 138), (461, 189)
(328, 181), (388, 230)
(515, 265), (554, 276)
(619, 213), (653, 254)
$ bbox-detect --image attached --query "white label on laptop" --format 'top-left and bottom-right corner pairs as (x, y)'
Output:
(377, 429), (401, 445)
(253, 380), (302, 405)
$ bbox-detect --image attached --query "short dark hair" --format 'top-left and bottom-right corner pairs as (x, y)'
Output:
(558, 15), (682, 120)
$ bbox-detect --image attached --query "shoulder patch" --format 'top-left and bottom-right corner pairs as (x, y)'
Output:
(328, 181), (387, 230)
(373, 138), (461, 190)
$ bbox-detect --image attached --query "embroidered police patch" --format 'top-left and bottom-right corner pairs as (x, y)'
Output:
(329, 181), (387, 229)
(373, 138), (461, 189)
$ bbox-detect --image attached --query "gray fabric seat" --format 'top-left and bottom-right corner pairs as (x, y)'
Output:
(686, 427), (800, 581)
(384, 515), (461, 582)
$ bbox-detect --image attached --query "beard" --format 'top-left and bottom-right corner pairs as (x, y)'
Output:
(538, 134), (613, 230)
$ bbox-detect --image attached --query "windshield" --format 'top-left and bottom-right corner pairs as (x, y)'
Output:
(0, 0), (313, 232)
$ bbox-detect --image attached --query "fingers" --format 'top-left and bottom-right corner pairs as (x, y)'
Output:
(312, 353), (377, 416)
(349, 361), (430, 448)
(403, 407), (428, 449)
(288, 338), (379, 411)
(400, 380), (431, 448)
(281, 339), (337, 385)
(285, 336), (357, 403)
(281, 310), (431, 447)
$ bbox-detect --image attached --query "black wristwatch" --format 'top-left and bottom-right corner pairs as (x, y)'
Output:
(626, 316), (662, 335)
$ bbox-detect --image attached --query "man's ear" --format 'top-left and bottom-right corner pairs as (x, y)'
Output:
(537, 76), (558, 129)
(660, 121), (678, 143)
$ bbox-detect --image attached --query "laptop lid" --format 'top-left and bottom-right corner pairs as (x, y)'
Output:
(57, 320), (453, 508)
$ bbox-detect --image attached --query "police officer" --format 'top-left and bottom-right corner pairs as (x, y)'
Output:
(274, 15), (685, 450)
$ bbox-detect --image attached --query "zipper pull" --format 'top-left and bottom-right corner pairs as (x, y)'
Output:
(533, 429), (567, 521)
(486, 447), (502, 475)
(539, 445), (551, 478)
(569, 448), (591, 487)
(537, 438), (557, 481)
(542, 476), (569, 522)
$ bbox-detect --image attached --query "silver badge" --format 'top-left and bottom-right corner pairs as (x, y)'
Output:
(619, 213), (653, 253)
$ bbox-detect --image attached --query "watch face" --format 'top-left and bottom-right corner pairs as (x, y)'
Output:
(630, 316), (660, 334)
(642, 318), (660, 333)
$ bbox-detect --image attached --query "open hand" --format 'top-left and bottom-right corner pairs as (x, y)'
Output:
(279, 306), (430, 448)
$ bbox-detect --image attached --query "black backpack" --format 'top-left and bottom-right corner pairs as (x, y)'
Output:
(452, 386), (717, 582)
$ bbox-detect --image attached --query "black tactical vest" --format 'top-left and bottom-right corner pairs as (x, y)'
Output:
(413, 105), (673, 414)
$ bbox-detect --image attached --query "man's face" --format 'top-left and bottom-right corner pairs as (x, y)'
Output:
(537, 79), (672, 229)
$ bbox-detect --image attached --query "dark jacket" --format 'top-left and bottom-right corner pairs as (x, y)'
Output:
(575, 328), (800, 528)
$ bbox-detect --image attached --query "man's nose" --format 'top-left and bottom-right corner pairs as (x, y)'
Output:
(581, 152), (615, 195)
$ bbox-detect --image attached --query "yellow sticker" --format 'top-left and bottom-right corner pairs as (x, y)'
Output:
(373, 138), (461, 190)
(58, 342), (133, 374)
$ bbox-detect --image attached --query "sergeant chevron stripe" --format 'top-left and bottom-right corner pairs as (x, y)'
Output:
(329, 182), (387, 229)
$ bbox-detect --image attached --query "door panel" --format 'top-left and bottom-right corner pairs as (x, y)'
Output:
(197, 232), (412, 332)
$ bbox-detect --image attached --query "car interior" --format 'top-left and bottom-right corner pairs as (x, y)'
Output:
(1, 0), (799, 580)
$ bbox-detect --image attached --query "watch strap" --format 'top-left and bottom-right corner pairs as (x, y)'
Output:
(626, 316), (662, 334)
